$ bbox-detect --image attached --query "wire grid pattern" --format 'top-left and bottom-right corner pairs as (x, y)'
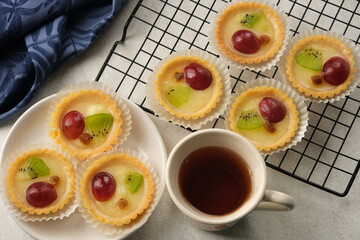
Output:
(95, 0), (360, 196)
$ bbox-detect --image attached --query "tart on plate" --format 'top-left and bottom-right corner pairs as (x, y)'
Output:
(5, 148), (75, 216)
(154, 54), (223, 120)
(285, 34), (356, 100)
(214, 1), (285, 65)
(228, 86), (299, 152)
(79, 153), (154, 227)
(49, 89), (123, 160)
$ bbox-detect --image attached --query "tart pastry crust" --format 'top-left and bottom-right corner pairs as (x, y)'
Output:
(215, 1), (285, 64)
(154, 55), (223, 120)
(228, 86), (299, 152)
(5, 148), (75, 215)
(285, 35), (355, 99)
(80, 153), (154, 226)
(49, 89), (123, 160)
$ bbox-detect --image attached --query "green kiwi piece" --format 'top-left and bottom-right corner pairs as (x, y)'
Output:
(236, 109), (264, 130)
(165, 85), (191, 108)
(18, 156), (50, 180)
(125, 172), (143, 193)
(240, 11), (269, 31)
(295, 48), (323, 71)
(84, 113), (114, 145)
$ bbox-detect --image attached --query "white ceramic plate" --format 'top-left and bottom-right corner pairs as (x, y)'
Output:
(0, 95), (167, 240)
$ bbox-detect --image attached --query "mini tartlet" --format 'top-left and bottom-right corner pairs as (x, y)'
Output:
(155, 55), (222, 119)
(49, 84), (131, 160)
(5, 148), (75, 218)
(212, 0), (287, 70)
(227, 83), (303, 153)
(79, 152), (154, 228)
(147, 49), (231, 130)
(285, 33), (356, 101)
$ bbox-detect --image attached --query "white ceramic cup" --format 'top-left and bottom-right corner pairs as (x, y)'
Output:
(166, 129), (295, 231)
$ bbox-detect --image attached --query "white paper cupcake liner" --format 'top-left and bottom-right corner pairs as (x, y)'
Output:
(208, 0), (291, 72)
(47, 81), (132, 158)
(76, 148), (161, 236)
(0, 143), (78, 222)
(278, 29), (360, 103)
(146, 49), (231, 130)
(224, 77), (309, 156)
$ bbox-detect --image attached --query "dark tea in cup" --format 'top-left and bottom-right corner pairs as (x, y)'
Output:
(179, 146), (252, 215)
(166, 129), (294, 231)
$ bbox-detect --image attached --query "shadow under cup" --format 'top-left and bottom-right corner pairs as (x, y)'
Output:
(166, 129), (267, 231)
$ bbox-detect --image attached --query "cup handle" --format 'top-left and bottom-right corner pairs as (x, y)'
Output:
(255, 190), (295, 211)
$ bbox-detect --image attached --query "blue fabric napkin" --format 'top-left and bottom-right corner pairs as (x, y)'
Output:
(0, 0), (127, 121)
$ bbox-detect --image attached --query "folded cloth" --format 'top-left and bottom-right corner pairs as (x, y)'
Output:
(0, 0), (127, 121)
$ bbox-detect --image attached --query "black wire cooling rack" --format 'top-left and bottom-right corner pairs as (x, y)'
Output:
(95, 0), (360, 197)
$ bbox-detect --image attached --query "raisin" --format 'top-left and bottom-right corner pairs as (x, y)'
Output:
(49, 176), (60, 185)
(311, 75), (322, 85)
(79, 133), (92, 145)
(174, 72), (184, 81)
(118, 198), (128, 209)
(264, 121), (276, 133)
(259, 34), (270, 45)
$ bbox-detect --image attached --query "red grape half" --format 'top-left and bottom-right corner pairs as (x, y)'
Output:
(184, 63), (212, 90)
(61, 111), (85, 140)
(91, 172), (116, 202)
(258, 97), (286, 123)
(231, 29), (260, 54)
(26, 182), (57, 208)
(322, 57), (350, 86)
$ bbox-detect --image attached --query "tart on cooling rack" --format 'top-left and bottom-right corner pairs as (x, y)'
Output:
(285, 35), (355, 100)
(79, 153), (154, 226)
(5, 148), (75, 215)
(228, 86), (299, 152)
(154, 54), (223, 120)
(49, 89), (123, 160)
(214, 1), (285, 64)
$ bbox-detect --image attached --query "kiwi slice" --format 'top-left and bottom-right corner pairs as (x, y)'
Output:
(165, 85), (191, 108)
(295, 48), (322, 71)
(18, 156), (50, 180)
(236, 109), (264, 130)
(240, 11), (269, 32)
(84, 113), (114, 145)
(124, 172), (143, 193)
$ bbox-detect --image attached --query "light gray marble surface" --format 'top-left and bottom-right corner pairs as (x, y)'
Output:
(1, 0), (360, 239)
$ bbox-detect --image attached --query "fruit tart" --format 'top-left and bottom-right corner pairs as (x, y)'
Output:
(154, 55), (222, 119)
(213, 1), (286, 69)
(227, 85), (300, 152)
(49, 86), (130, 160)
(285, 33), (356, 101)
(79, 152), (154, 227)
(5, 148), (75, 217)
(147, 49), (231, 129)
